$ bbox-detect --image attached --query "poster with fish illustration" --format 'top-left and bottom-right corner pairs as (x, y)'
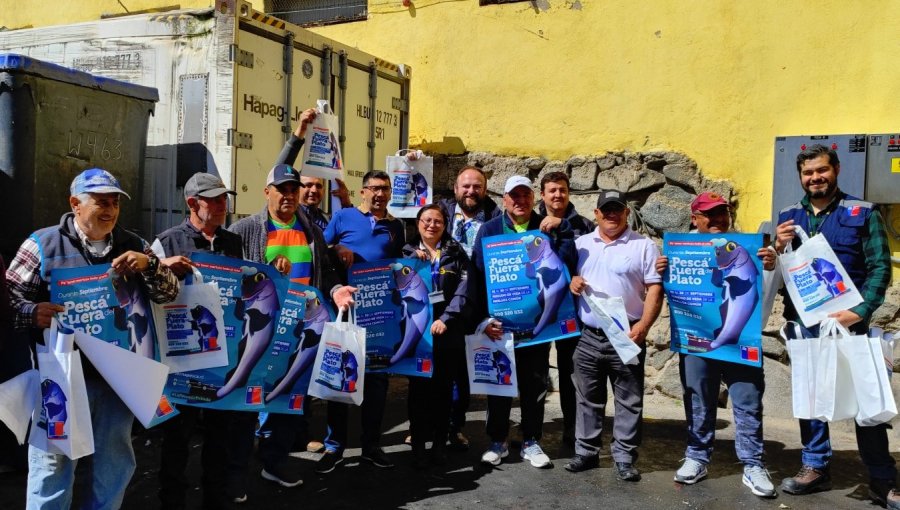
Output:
(663, 233), (764, 367)
(481, 231), (580, 347)
(347, 258), (434, 377)
(165, 253), (287, 410)
(264, 282), (335, 414)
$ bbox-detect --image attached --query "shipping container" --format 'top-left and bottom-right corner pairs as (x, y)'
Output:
(0, 0), (411, 239)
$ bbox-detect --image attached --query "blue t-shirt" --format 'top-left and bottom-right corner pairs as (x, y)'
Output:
(324, 207), (405, 262)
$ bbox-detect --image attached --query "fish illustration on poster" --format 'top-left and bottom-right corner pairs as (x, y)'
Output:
(264, 282), (335, 414)
(481, 231), (580, 347)
(347, 259), (434, 377)
(663, 233), (764, 367)
(165, 253), (287, 410)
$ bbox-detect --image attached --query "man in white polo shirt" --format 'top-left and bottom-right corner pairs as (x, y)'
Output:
(564, 190), (663, 482)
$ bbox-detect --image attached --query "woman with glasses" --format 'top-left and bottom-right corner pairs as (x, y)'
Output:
(402, 204), (474, 468)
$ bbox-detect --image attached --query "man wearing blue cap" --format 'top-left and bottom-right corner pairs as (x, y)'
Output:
(6, 168), (178, 509)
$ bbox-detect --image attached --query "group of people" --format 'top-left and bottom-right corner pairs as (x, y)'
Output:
(1, 114), (897, 510)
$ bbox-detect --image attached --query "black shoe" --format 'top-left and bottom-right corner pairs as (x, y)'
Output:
(314, 451), (344, 474)
(411, 444), (429, 469)
(361, 447), (395, 468)
(779, 465), (831, 495)
(615, 462), (641, 482)
(448, 432), (470, 452)
(261, 464), (303, 488)
(869, 478), (898, 506)
(564, 455), (599, 473)
(431, 444), (448, 466)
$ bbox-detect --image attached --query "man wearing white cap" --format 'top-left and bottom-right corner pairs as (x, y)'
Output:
(6, 168), (178, 509)
(469, 174), (577, 469)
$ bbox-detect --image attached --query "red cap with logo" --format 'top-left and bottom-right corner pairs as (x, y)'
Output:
(690, 192), (729, 213)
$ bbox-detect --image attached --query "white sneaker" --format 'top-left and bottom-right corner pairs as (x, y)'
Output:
(481, 441), (509, 466)
(743, 465), (776, 498)
(674, 458), (707, 484)
(521, 440), (552, 468)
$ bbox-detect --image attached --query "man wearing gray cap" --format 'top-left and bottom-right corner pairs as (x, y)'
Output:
(6, 168), (178, 509)
(469, 175), (577, 469)
(151, 172), (243, 509)
(564, 190), (662, 482)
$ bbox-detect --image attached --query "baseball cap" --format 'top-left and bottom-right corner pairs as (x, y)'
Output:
(690, 192), (730, 213)
(266, 164), (301, 187)
(183, 173), (236, 199)
(70, 168), (131, 199)
(504, 175), (533, 194)
(596, 189), (626, 209)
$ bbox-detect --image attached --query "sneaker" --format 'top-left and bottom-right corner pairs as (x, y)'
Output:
(742, 465), (776, 498)
(564, 454), (599, 473)
(521, 440), (552, 468)
(231, 494), (247, 504)
(779, 465), (831, 495)
(870, 478), (898, 506)
(887, 489), (900, 510)
(314, 451), (344, 474)
(260, 465), (303, 488)
(361, 447), (395, 468)
(674, 458), (708, 485)
(614, 462), (641, 482)
(448, 431), (470, 451)
(481, 442), (509, 466)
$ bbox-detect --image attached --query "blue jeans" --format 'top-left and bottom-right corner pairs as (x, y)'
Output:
(324, 372), (388, 453)
(26, 375), (135, 510)
(789, 322), (897, 480)
(680, 354), (764, 466)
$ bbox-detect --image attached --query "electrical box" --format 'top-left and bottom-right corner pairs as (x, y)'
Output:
(865, 134), (900, 204)
(771, 134), (867, 222)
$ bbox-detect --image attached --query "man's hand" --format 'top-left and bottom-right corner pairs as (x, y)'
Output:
(539, 216), (562, 233)
(332, 178), (352, 208)
(33, 302), (66, 329)
(333, 285), (357, 311)
(111, 250), (150, 274)
(431, 319), (447, 336)
(655, 255), (668, 275)
(828, 310), (862, 329)
(485, 320), (504, 340)
(293, 108), (317, 139)
(335, 245), (355, 268)
(160, 255), (194, 277)
(757, 247), (776, 271)
(628, 321), (650, 346)
(271, 255), (292, 276)
(774, 219), (796, 254)
(570, 275), (588, 295)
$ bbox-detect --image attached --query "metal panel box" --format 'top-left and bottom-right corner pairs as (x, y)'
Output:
(865, 134), (900, 204)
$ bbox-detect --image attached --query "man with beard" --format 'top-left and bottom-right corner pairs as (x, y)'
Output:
(438, 166), (502, 449)
(774, 145), (897, 508)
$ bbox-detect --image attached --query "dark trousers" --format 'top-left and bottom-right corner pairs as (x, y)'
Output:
(324, 372), (389, 453)
(555, 338), (578, 439)
(679, 353), (764, 466)
(573, 327), (646, 463)
(449, 358), (471, 435)
(409, 348), (465, 447)
(486, 342), (551, 443)
(225, 411), (259, 494)
(257, 413), (306, 470)
(158, 407), (229, 509)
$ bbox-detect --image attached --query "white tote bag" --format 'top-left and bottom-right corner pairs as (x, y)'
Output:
(300, 99), (344, 181)
(845, 326), (897, 426)
(779, 226), (863, 327)
(465, 319), (518, 397)
(307, 307), (366, 406)
(760, 248), (782, 327)
(29, 318), (94, 460)
(151, 269), (228, 373)
(583, 291), (639, 365)
(386, 150), (433, 218)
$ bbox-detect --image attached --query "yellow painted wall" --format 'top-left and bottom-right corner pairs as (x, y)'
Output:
(3, 0), (899, 271)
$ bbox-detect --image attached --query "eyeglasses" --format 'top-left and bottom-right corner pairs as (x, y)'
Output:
(363, 185), (392, 194)
(418, 219), (444, 227)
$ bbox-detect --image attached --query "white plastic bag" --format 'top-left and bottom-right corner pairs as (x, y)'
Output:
(151, 269), (228, 373)
(760, 247), (782, 326)
(465, 319), (518, 397)
(847, 327), (897, 426)
(300, 99), (344, 181)
(386, 150), (433, 218)
(29, 318), (94, 459)
(0, 369), (39, 444)
(307, 307), (366, 406)
(779, 226), (863, 327)
(583, 291), (638, 365)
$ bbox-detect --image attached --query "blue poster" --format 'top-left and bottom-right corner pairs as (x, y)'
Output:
(348, 258), (434, 377)
(481, 231), (580, 347)
(165, 253), (287, 410)
(663, 233), (764, 367)
(263, 282), (335, 414)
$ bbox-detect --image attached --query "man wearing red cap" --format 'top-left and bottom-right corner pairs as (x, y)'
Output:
(656, 191), (777, 498)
